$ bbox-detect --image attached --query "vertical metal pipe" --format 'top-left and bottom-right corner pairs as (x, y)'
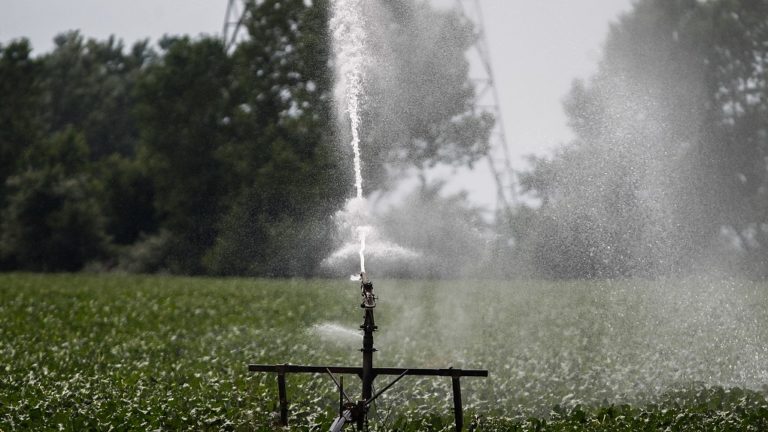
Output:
(360, 308), (375, 430)
(277, 370), (288, 426)
(452, 376), (463, 432)
(361, 309), (376, 400)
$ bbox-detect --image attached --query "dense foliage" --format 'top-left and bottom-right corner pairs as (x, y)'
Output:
(0, 1), (349, 275)
(0, 0), (488, 276)
(1, 274), (767, 430)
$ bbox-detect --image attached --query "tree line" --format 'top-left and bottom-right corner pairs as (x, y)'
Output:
(1, 0), (766, 279)
(0, 0), (491, 277)
(0, 0), (351, 275)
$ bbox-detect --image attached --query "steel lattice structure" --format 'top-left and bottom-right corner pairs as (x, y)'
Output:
(453, 0), (517, 214)
(222, 0), (248, 52)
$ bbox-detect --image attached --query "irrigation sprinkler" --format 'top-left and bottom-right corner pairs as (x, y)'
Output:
(248, 272), (488, 431)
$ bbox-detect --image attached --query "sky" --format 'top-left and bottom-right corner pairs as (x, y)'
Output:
(1, 0), (635, 209)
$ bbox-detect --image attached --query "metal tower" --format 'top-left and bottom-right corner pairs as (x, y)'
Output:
(453, 0), (517, 214)
(222, 0), (249, 52)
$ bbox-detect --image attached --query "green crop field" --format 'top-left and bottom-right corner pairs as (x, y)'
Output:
(2, 273), (768, 431)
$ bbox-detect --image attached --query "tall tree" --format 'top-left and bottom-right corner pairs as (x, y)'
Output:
(40, 32), (151, 159)
(1, 35), (158, 270)
(699, 0), (768, 273)
(0, 128), (110, 271)
(36, 33), (158, 246)
(0, 39), (42, 210)
(204, 0), (347, 276)
(518, 0), (768, 278)
(135, 36), (233, 274)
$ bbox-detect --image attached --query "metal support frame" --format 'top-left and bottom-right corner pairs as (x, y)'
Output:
(249, 364), (488, 378)
(452, 374), (463, 431)
(249, 274), (488, 431)
(249, 364), (486, 431)
(454, 0), (517, 215)
(277, 367), (288, 426)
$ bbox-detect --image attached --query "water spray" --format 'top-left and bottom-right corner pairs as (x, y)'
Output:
(331, 0), (366, 199)
(248, 2), (488, 429)
(357, 226), (371, 274)
(331, 0), (369, 273)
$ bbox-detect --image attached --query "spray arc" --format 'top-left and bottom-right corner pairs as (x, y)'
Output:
(330, 0), (370, 274)
(248, 272), (488, 431)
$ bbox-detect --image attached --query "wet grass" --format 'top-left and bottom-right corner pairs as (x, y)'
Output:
(1, 273), (767, 430)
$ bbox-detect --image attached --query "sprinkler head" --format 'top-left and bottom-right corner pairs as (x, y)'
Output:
(360, 272), (375, 308)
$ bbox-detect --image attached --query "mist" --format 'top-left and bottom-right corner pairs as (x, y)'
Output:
(314, 1), (768, 415)
(512, 0), (768, 281)
(320, 0), (768, 282)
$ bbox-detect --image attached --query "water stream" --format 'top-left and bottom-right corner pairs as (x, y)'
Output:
(330, 0), (368, 274)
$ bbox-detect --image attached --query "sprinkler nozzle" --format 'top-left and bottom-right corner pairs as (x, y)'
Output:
(360, 272), (375, 308)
